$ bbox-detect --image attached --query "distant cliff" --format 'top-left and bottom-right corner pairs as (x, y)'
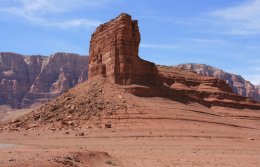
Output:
(256, 85), (260, 95)
(176, 63), (260, 102)
(0, 52), (88, 108)
(1, 52), (258, 108)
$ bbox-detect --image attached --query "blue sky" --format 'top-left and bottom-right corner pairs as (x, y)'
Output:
(0, 0), (259, 85)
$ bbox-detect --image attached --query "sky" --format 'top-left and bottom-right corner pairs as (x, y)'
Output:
(0, 0), (259, 85)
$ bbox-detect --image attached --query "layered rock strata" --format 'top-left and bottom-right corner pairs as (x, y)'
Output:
(176, 63), (260, 102)
(89, 13), (159, 85)
(0, 52), (88, 108)
(89, 13), (259, 109)
(255, 85), (260, 95)
(3, 13), (260, 132)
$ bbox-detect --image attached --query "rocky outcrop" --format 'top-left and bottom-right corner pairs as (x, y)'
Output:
(89, 13), (259, 109)
(175, 64), (260, 102)
(0, 52), (30, 108)
(89, 13), (159, 85)
(256, 85), (260, 89)
(0, 52), (88, 108)
(256, 85), (260, 95)
(3, 13), (260, 132)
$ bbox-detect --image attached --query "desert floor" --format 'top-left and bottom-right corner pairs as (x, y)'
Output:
(0, 97), (260, 167)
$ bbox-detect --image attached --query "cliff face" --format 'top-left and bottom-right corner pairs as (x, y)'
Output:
(0, 52), (29, 108)
(0, 52), (88, 108)
(89, 13), (158, 85)
(175, 63), (260, 102)
(4, 13), (260, 132)
(1, 13), (258, 111)
(256, 85), (260, 95)
(88, 13), (259, 109)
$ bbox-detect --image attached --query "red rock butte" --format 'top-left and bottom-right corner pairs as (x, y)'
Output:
(1, 13), (260, 167)
(89, 13), (260, 109)
(89, 13), (158, 85)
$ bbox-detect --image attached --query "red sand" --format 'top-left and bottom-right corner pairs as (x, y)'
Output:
(1, 95), (260, 166)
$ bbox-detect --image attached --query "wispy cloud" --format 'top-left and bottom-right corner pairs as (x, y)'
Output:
(189, 38), (228, 45)
(161, 0), (260, 36)
(229, 65), (260, 85)
(140, 44), (180, 49)
(2, 0), (109, 14)
(243, 74), (260, 85)
(209, 0), (260, 35)
(0, 0), (108, 28)
(140, 38), (228, 50)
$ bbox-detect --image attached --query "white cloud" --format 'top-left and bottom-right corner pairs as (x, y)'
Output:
(189, 38), (227, 45)
(244, 74), (260, 85)
(209, 0), (260, 35)
(140, 44), (180, 49)
(29, 17), (101, 29)
(248, 67), (260, 72)
(140, 38), (228, 50)
(53, 19), (101, 29)
(4, 0), (109, 14)
(0, 0), (108, 28)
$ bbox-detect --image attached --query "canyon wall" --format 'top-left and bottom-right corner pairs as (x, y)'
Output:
(88, 13), (159, 85)
(176, 63), (260, 102)
(256, 85), (260, 96)
(88, 13), (259, 109)
(0, 52), (88, 108)
(1, 13), (258, 110)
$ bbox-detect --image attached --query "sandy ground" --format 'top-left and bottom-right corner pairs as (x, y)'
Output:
(0, 104), (42, 123)
(0, 97), (260, 167)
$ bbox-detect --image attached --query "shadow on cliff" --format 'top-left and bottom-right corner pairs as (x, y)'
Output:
(120, 62), (212, 108)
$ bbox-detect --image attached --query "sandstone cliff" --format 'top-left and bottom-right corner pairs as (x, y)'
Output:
(88, 13), (157, 85)
(88, 13), (259, 109)
(3, 13), (260, 132)
(0, 52), (88, 108)
(175, 63), (260, 102)
(256, 85), (260, 95)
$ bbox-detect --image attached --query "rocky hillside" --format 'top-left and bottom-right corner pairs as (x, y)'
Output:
(256, 85), (260, 95)
(0, 52), (88, 108)
(176, 64), (260, 102)
(4, 13), (260, 131)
